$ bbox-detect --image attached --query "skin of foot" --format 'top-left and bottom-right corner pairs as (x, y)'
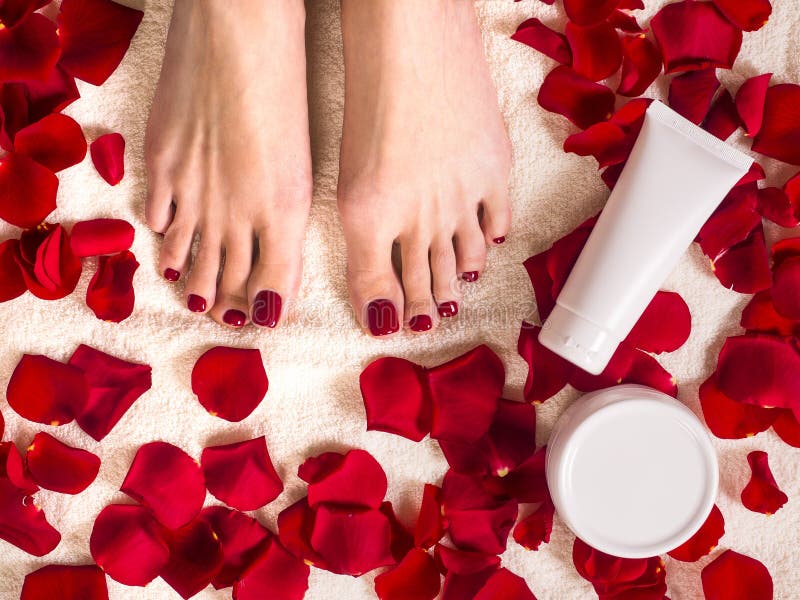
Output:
(337, 0), (512, 337)
(145, 0), (312, 328)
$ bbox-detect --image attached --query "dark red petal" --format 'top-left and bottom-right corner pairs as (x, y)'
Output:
(68, 344), (152, 441)
(772, 236), (800, 268)
(573, 538), (665, 595)
(711, 224), (772, 294)
(0, 0), (50, 28)
(381, 501), (415, 564)
(70, 218), (135, 257)
(701, 550), (773, 600)
(120, 441), (205, 529)
(161, 518), (224, 599)
(309, 505), (395, 576)
(57, 0), (143, 85)
(741, 450), (787, 515)
(752, 84), (800, 165)
(90, 504), (169, 586)
(735, 73), (772, 137)
(513, 498), (554, 552)
(770, 256), (800, 319)
(0, 441), (38, 495)
(741, 290), (799, 336)
(668, 68), (720, 124)
(0, 239), (26, 302)
(485, 445), (549, 504)
(773, 409), (800, 448)
(86, 250), (139, 322)
(0, 13), (60, 82)
(537, 66), (616, 129)
(201, 437), (283, 512)
(374, 548), (441, 600)
(651, 0), (742, 73)
(14, 113), (86, 172)
(233, 538), (310, 600)
(737, 161), (767, 187)
(89, 132), (125, 185)
(563, 0), (620, 26)
(191, 346), (268, 422)
(277, 498), (327, 569)
(14, 65), (80, 123)
(565, 21), (622, 82)
(608, 10), (644, 34)
(21, 564), (108, 600)
(625, 291), (691, 354)
(15, 223), (82, 301)
(360, 357), (431, 442)
(428, 345), (504, 444)
(563, 122), (629, 168)
(756, 187), (799, 228)
(617, 34), (662, 97)
(712, 0), (772, 31)
(785, 172), (800, 210)
(667, 504), (725, 562)
(6, 354), (87, 426)
(26, 432), (99, 494)
(441, 567), (498, 600)
(474, 568), (536, 600)
(699, 374), (778, 439)
(0, 479), (60, 556)
(703, 89), (741, 140)
(569, 343), (678, 397)
(717, 334), (800, 410)
(434, 545), (500, 576)
(511, 18), (571, 65)
(545, 216), (598, 297)
(414, 484), (445, 549)
(0, 153), (58, 228)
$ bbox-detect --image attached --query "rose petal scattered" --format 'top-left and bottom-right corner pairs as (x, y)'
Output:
(740, 290), (799, 337)
(161, 518), (224, 599)
(667, 504), (725, 562)
(0, 239), (27, 302)
(374, 548), (441, 600)
(474, 568), (537, 600)
(85, 250), (139, 322)
(573, 538), (666, 598)
(752, 84), (800, 165)
(381, 501), (415, 563)
(699, 375), (777, 439)
(233, 538), (310, 600)
(698, 184), (761, 262)
(15, 223), (82, 300)
(191, 347), (268, 422)
(70, 218), (135, 257)
(441, 567), (498, 600)
(701, 550), (773, 600)
(710, 224), (772, 294)
(772, 410), (800, 448)
(414, 484), (445, 550)
(770, 256), (800, 319)
(741, 450), (787, 515)
(735, 73), (772, 136)
(13, 113), (86, 172)
(7, 354), (88, 426)
(89, 132), (125, 185)
(21, 564), (108, 600)
(712, 0), (772, 31)
(0, 14), (60, 82)
(26, 432), (100, 494)
(563, 0), (620, 26)
(756, 187), (799, 228)
(434, 545), (500, 576)
(565, 21), (622, 82)
(513, 498), (554, 552)
(626, 291), (692, 354)
(668, 68), (720, 124)
(0, 441), (38, 494)
(617, 34), (662, 97)
(563, 122), (630, 168)
(277, 498), (327, 570)
(0, 153), (58, 228)
(299, 449), (386, 510)
(511, 18), (571, 65)
(703, 89), (741, 140)
(537, 66), (616, 129)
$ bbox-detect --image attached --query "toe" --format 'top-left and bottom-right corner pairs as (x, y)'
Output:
(480, 190), (511, 246)
(145, 170), (174, 234)
(184, 231), (222, 314)
(430, 237), (460, 318)
(399, 238), (436, 333)
(158, 204), (196, 282)
(210, 232), (253, 328)
(454, 215), (487, 282)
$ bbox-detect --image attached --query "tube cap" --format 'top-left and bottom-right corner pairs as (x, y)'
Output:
(538, 303), (619, 375)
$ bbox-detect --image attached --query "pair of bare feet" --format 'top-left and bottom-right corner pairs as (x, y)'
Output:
(144, 0), (511, 336)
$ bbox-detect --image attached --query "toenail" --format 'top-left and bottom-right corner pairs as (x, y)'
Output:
(367, 299), (400, 336)
(163, 268), (180, 282)
(493, 236), (506, 245)
(187, 294), (206, 313)
(223, 309), (247, 328)
(409, 314), (433, 332)
(462, 271), (479, 282)
(252, 290), (282, 328)
(437, 301), (459, 318)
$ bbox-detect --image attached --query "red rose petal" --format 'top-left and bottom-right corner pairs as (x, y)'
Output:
(0, 13), (60, 82)
(414, 484), (445, 550)
(474, 568), (536, 600)
(699, 375), (778, 439)
(771, 409), (800, 448)
(563, 0), (620, 26)
(737, 161), (767, 187)
(13, 65), (81, 123)
(608, 10), (644, 34)
(565, 21), (622, 82)
(0, 239), (26, 302)
(703, 89), (741, 140)
(57, 0), (143, 85)
(0, 479), (60, 556)
(518, 324), (571, 403)
(752, 84), (800, 165)
(7, 354), (88, 426)
(441, 567), (498, 600)
(21, 564), (108, 600)
(120, 441), (205, 529)
(712, 0), (772, 31)
(741, 450), (787, 515)
(668, 68), (720, 124)
(735, 73), (772, 137)
(0, 0), (50, 28)
(16, 223), (82, 301)
(86, 250), (138, 322)
(756, 186), (799, 228)
(90, 504), (169, 586)
(486, 445), (548, 504)
(0, 441), (38, 494)
(772, 236), (800, 268)
(667, 504), (725, 562)
(0, 153), (58, 228)
(741, 290), (799, 336)
(513, 498), (554, 552)
(537, 66), (616, 129)
(711, 224), (772, 294)
(434, 545), (500, 576)
(161, 518), (224, 599)
(68, 344), (152, 441)
(374, 548), (441, 600)
(563, 122), (630, 168)
(701, 550), (773, 600)
(89, 132), (125, 185)
(651, 0), (742, 73)
(380, 501), (415, 564)
(626, 291), (692, 354)
(233, 538), (310, 600)
(201, 437), (283, 512)
(13, 113), (86, 172)
(511, 18), (571, 65)
(573, 538), (666, 598)
(191, 346), (268, 422)
(26, 432), (100, 494)
(360, 357), (431, 442)
(770, 256), (800, 319)
(428, 345), (503, 444)
(299, 449), (387, 510)
(617, 34), (662, 97)
(277, 498), (327, 569)
(70, 218), (135, 257)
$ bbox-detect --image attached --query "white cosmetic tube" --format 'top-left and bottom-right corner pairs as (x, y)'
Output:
(539, 101), (753, 375)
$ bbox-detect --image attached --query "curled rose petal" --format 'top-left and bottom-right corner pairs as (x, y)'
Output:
(573, 538), (666, 598)
(90, 504), (169, 586)
(70, 218), (135, 257)
(701, 550), (773, 600)
(668, 68), (720, 124)
(563, 0), (620, 26)
(0, 153), (58, 228)
(86, 250), (139, 322)
(756, 187), (799, 228)
(21, 564), (108, 600)
(374, 548), (441, 600)
(565, 21), (622, 82)
(26, 432), (100, 494)
(741, 290), (799, 337)
(434, 545), (500, 576)
(703, 89), (741, 141)
(0, 13), (60, 82)
(277, 498), (326, 569)
(699, 375), (777, 439)
(513, 498), (554, 552)
(474, 568), (536, 600)
(58, 0), (144, 85)
(0, 479), (60, 556)
(15, 223), (82, 301)
(191, 346), (268, 422)
(511, 18), (571, 65)
(13, 113), (87, 173)
(89, 132), (125, 185)
(120, 441), (205, 529)
(7, 65), (80, 126)
(741, 450), (787, 515)
(608, 10), (644, 34)
(161, 518), (224, 599)
(299, 449), (387, 510)
(201, 437), (283, 512)
(0, 441), (38, 495)
(651, 0), (742, 73)
(233, 538), (310, 600)
(414, 484), (445, 550)
(0, 239), (26, 302)
(563, 122), (630, 168)
(712, 0), (772, 31)
(617, 34), (662, 97)
(381, 501), (415, 563)
(773, 409), (800, 448)
(735, 73), (772, 137)
(537, 66), (616, 129)
(518, 324), (571, 403)
(710, 224), (772, 294)
(667, 504), (725, 562)
(752, 84), (800, 165)
(770, 256), (800, 319)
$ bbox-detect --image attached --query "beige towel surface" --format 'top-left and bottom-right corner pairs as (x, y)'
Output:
(1, 0), (799, 598)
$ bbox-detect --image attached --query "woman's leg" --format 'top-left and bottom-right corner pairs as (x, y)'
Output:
(337, 0), (512, 337)
(145, 0), (312, 328)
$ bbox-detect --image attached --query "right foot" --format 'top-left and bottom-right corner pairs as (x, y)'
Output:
(145, 0), (312, 328)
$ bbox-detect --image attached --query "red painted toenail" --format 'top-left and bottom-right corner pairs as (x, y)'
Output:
(462, 271), (479, 282)
(437, 301), (458, 318)
(223, 309), (246, 328)
(163, 268), (180, 282)
(252, 290), (282, 328)
(367, 299), (400, 336)
(493, 237), (506, 245)
(409, 314), (433, 332)
(187, 294), (206, 313)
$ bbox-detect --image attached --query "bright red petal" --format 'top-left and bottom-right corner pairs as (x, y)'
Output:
(89, 504), (169, 586)
(233, 538), (310, 600)
(120, 441), (205, 529)
(13, 65), (80, 123)
(667, 504), (725, 562)
(563, 122), (630, 168)
(513, 498), (554, 551)
(277, 498), (326, 569)
(0, 441), (38, 494)
(414, 484), (445, 550)
(299, 449), (387, 510)
(735, 73), (772, 136)
(14, 113), (86, 172)
(21, 564), (108, 600)
(70, 218), (135, 257)
(374, 548), (441, 600)
(573, 538), (666, 598)
(26, 432), (99, 494)
(752, 84), (800, 165)
(161, 518), (224, 599)
(608, 10), (644, 34)
(85, 250), (139, 322)
(617, 34), (662, 97)
(57, 0), (143, 85)
(699, 375), (778, 439)
(89, 132), (125, 185)
(201, 437), (283, 512)
(626, 291), (691, 354)
(0, 239), (27, 302)
(773, 409), (800, 448)
(0, 153), (58, 228)
(0, 0), (50, 28)
(565, 21), (622, 82)
(0, 479), (60, 556)
(698, 184), (760, 262)
(563, 0), (620, 26)
(741, 290), (799, 336)
(756, 187), (799, 228)
(0, 13), (60, 82)
(441, 567), (498, 600)
(741, 450), (787, 515)
(710, 224), (772, 294)
(15, 223), (82, 301)
(434, 545), (500, 576)
(703, 89), (741, 140)
(701, 550), (773, 600)
(712, 0), (772, 31)
(191, 346), (268, 422)
(511, 18), (571, 65)
(474, 568), (536, 600)
(668, 68), (720, 124)
(537, 66), (616, 129)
